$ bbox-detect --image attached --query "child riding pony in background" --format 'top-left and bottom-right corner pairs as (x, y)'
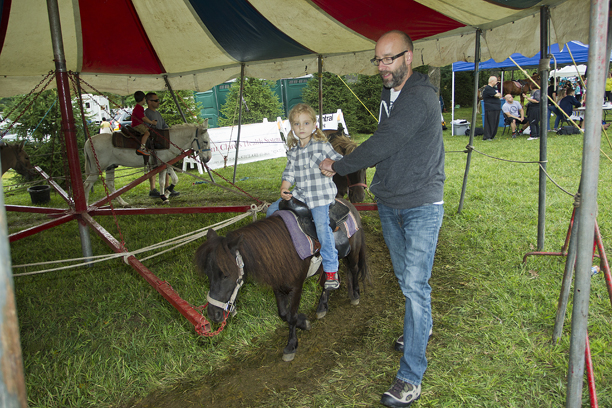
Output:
(266, 103), (343, 290)
(131, 91), (157, 155)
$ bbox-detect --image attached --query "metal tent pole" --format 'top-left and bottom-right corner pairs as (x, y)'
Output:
(73, 73), (93, 263)
(537, 6), (550, 250)
(318, 55), (323, 130)
(164, 75), (187, 123)
(47, 0), (91, 256)
(566, 0), (609, 406)
(232, 63), (245, 184)
(458, 29), (481, 213)
(451, 71), (455, 134)
(0, 182), (27, 407)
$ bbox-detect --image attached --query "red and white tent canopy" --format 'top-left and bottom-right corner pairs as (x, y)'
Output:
(0, 0), (589, 96)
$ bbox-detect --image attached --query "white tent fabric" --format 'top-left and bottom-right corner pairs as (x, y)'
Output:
(0, 0), (590, 96)
(550, 64), (587, 77)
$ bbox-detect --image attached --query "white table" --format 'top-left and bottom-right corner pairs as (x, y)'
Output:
(571, 105), (612, 122)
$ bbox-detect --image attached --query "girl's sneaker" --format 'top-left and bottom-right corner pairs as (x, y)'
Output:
(324, 272), (340, 290)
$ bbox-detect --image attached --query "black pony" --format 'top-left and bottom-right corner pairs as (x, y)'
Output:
(195, 198), (370, 362)
(324, 129), (367, 203)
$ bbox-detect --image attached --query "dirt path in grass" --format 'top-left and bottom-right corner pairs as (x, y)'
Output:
(125, 221), (401, 408)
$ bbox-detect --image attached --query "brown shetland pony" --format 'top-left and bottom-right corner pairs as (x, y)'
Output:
(323, 129), (367, 203)
(1, 141), (35, 179)
(195, 198), (370, 362)
(477, 73), (541, 106)
(501, 73), (541, 104)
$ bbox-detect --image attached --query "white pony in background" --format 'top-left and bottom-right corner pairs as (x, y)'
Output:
(83, 121), (211, 206)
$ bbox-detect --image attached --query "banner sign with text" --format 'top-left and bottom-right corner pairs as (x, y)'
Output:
(206, 121), (286, 169)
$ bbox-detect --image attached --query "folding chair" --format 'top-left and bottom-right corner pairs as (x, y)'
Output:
(502, 113), (511, 136)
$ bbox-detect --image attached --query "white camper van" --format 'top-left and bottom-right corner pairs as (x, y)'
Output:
(82, 94), (111, 124)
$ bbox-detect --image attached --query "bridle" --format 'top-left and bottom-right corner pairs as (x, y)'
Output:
(205, 250), (245, 316)
(191, 128), (212, 161)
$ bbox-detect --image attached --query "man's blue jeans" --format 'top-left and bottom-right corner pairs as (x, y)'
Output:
(378, 202), (444, 386)
(266, 198), (338, 272)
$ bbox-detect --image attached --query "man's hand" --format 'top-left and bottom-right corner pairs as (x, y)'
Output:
(319, 158), (336, 176)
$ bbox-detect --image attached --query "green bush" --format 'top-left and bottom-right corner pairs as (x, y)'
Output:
(218, 78), (284, 126)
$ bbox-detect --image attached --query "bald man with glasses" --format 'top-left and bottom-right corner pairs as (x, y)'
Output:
(320, 30), (444, 407)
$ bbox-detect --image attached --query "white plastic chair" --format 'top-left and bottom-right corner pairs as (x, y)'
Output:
(182, 156), (204, 174)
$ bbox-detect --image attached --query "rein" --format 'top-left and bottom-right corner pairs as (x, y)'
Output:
(346, 174), (367, 189)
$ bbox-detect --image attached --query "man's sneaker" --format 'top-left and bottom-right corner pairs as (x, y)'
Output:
(149, 188), (160, 198)
(169, 189), (180, 197)
(381, 378), (421, 407)
(324, 272), (340, 290)
(394, 327), (433, 352)
(527, 136), (539, 140)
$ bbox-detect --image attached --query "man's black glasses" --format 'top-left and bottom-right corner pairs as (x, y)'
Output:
(150, 99), (159, 102)
(370, 50), (408, 66)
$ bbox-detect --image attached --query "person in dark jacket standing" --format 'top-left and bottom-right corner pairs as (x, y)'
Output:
(320, 30), (444, 408)
(482, 76), (502, 140)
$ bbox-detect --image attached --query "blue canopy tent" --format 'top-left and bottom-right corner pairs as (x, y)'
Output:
(452, 41), (590, 72)
(450, 41), (593, 133)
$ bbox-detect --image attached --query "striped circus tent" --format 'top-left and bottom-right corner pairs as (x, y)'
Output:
(0, 0), (590, 96)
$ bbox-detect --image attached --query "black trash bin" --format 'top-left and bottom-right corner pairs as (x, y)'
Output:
(27, 185), (51, 205)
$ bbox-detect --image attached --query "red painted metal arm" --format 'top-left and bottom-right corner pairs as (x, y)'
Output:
(80, 212), (211, 335)
(9, 214), (75, 242)
(34, 166), (73, 206)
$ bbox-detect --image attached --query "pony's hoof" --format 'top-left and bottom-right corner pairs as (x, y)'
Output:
(282, 352), (295, 362)
(351, 298), (360, 306)
(303, 320), (312, 331)
(316, 311), (327, 319)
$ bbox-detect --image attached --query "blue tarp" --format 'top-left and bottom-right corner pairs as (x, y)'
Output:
(452, 41), (590, 72)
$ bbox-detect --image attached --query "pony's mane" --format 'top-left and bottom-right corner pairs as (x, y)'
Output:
(331, 134), (358, 155)
(169, 122), (209, 138)
(169, 123), (204, 131)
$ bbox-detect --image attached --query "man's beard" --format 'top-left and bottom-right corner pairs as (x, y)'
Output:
(382, 61), (408, 89)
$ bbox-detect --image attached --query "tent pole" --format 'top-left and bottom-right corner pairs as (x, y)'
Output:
(73, 73), (93, 264)
(318, 55), (323, 129)
(0, 187), (27, 408)
(458, 29), (481, 213)
(47, 0), (90, 252)
(233, 64), (245, 184)
(163, 75), (187, 123)
(451, 72), (455, 132)
(537, 6), (550, 251)
(566, 2), (609, 406)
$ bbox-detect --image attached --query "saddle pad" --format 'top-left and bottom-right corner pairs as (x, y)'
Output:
(111, 129), (171, 150)
(273, 210), (318, 260)
(340, 210), (359, 239)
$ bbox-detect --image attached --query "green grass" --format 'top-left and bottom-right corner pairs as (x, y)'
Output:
(5, 111), (612, 407)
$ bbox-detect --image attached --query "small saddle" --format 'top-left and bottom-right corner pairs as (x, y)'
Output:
(278, 197), (353, 258)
